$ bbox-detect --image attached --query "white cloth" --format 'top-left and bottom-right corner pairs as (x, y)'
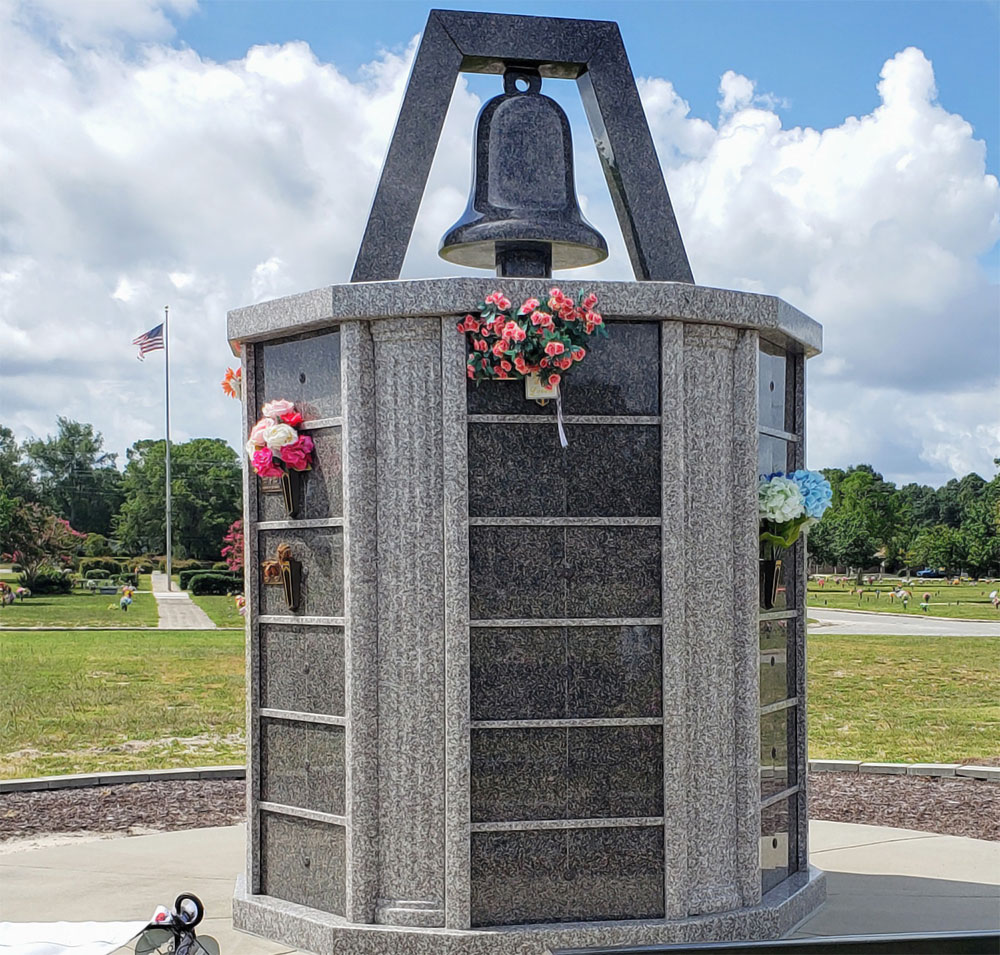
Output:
(0, 920), (149, 955)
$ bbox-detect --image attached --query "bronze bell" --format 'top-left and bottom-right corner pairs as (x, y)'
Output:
(439, 68), (608, 278)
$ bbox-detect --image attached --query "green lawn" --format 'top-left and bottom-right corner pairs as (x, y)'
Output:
(1, 628), (996, 780)
(808, 580), (999, 620)
(0, 629), (245, 778)
(0, 589), (158, 628)
(807, 633), (1000, 763)
(190, 594), (245, 628)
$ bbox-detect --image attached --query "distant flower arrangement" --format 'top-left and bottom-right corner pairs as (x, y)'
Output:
(246, 400), (314, 478)
(759, 469), (832, 552)
(222, 367), (242, 399)
(459, 288), (606, 390)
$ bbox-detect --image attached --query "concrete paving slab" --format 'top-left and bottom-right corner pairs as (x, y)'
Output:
(906, 763), (962, 776)
(1, 821), (997, 948)
(859, 762), (910, 774)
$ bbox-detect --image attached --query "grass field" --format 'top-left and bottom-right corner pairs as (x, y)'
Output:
(190, 594), (245, 628)
(1, 628), (996, 779)
(808, 580), (999, 620)
(0, 629), (245, 778)
(808, 632), (1000, 762)
(0, 590), (158, 628)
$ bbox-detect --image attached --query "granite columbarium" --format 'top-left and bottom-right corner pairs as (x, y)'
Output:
(229, 10), (826, 953)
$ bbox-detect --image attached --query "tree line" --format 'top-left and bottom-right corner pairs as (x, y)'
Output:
(0, 419), (241, 564)
(806, 463), (1000, 579)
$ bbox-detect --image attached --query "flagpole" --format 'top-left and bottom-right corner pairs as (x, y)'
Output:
(164, 305), (173, 592)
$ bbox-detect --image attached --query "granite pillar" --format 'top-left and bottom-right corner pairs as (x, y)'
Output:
(371, 318), (446, 927)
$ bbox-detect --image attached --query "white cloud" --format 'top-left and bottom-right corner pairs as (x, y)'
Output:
(0, 4), (996, 489)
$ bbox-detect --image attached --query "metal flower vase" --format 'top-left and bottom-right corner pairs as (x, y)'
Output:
(759, 555), (784, 610)
(280, 468), (305, 519)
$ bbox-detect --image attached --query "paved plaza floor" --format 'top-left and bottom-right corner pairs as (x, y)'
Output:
(1, 821), (996, 952)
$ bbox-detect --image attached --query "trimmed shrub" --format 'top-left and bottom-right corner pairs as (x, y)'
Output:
(28, 568), (73, 594)
(189, 572), (243, 596)
(129, 559), (154, 574)
(157, 558), (213, 574)
(212, 561), (229, 571)
(181, 568), (241, 591)
(79, 557), (124, 576)
(84, 568), (111, 579)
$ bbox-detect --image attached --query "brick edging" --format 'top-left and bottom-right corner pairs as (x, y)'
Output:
(0, 765), (246, 793)
(808, 759), (999, 781)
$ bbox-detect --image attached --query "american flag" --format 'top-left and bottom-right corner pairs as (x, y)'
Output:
(132, 323), (164, 360)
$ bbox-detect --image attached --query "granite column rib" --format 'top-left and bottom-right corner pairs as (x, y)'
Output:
(682, 323), (741, 914)
(341, 321), (380, 923)
(732, 329), (762, 906)
(243, 343), (262, 892)
(659, 320), (689, 917)
(441, 318), (472, 929)
(791, 352), (810, 874)
(371, 318), (447, 927)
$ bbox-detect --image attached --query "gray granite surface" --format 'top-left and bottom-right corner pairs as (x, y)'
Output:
(236, 283), (822, 944)
(372, 317), (446, 927)
(229, 279), (821, 357)
(234, 867), (826, 952)
(258, 427), (342, 523)
(260, 624), (344, 716)
(261, 719), (345, 815)
(258, 528), (343, 618)
(257, 329), (342, 419)
(350, 10), (688, 283)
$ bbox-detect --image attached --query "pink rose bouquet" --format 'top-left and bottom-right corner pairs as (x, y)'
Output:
(246, 399), (314, 477)
(460, 287), (606, 388)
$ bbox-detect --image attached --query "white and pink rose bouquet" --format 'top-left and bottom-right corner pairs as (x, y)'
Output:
(246, 399), (314, 478)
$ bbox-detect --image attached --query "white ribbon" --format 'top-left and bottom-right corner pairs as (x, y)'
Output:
(555, 387), (568, 449)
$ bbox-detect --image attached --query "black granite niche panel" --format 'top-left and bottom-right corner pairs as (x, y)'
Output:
(258, 427), (343, 523)
(261, 719), (345, 815)
(760, 707), (796, 800)
(470, 826), (665, 926)
(471, 626), (662, 721)
(759, 434), (790, 478)
(471, 725), (662, 822)
(468, 424), (660, 517)
(759, 343), (789, 432)
(257, 329), (341, 421)
(760, 796), (797, 894)
(260, 625), (345, 716)
(469, 526), (661, 619)
(258, 528), (343, 618)
(261, 813), (346, 915)
(759, 618), (793, 706)
(466, 321), (660, 416)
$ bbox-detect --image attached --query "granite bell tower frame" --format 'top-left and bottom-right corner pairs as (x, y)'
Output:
(231, 10), (826, 952)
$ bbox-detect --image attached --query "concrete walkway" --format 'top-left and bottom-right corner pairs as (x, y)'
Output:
(0, 822), (996, 951)
(809, 607), (1000, 636)
(150, 571), (216, 630)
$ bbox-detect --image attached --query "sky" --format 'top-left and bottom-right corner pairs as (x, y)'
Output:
(1, 0), (998, 489)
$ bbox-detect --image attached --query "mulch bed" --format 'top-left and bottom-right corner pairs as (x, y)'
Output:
(1, 774), (997, 844)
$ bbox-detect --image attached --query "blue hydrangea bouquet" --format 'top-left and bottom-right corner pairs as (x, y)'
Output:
(759, 469), (832, 553)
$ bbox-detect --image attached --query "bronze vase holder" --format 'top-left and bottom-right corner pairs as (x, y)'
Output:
(281, 468), (305, 519)
(262, 543), (302, 612)
(759, 555), (783, 611)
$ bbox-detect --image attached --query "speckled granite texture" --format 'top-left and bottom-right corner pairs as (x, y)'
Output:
(228, 279), (821, 357)
(234, 279), (823, 951)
